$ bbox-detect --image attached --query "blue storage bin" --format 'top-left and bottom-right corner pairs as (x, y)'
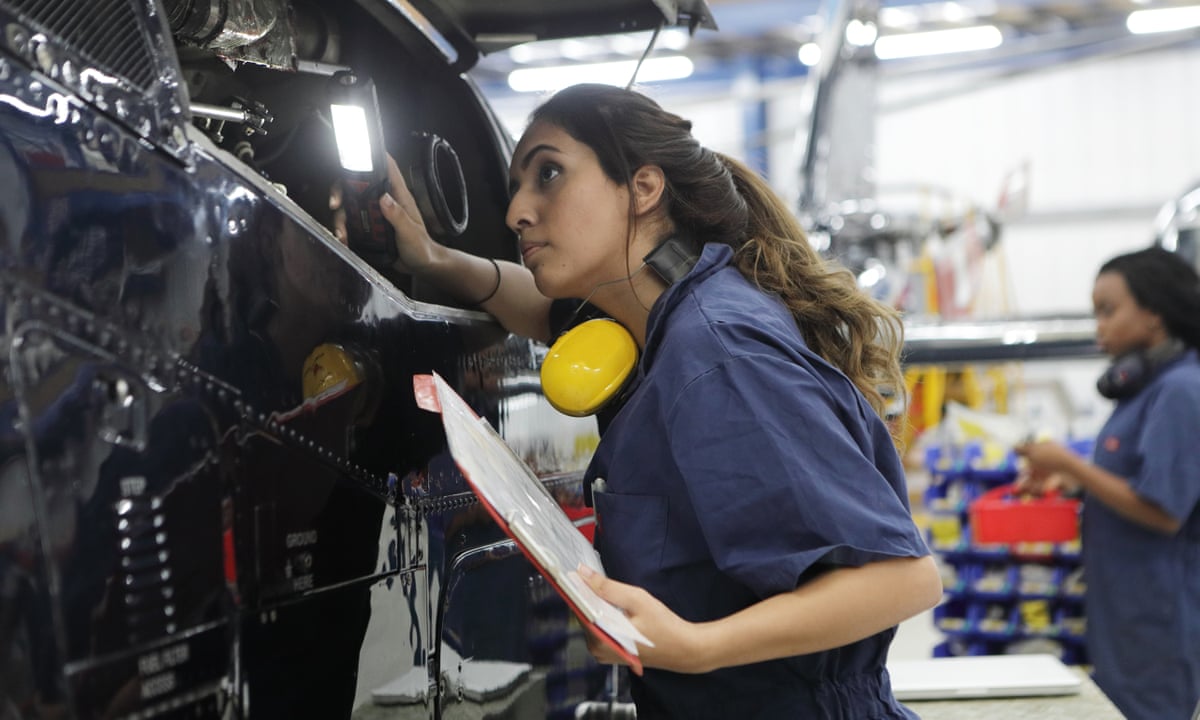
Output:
(930, 538), (972, 563)
(965, 541), (1011, 563)
(1015, 563), (1061, 599)
(1015, 598), (1059, 637)
(1059, 566), (1086, 600)
(933, 599), (972, 636)
(933, 638), (975, 657)
(971, 602), (1019, 640)
(1055, 539), (1083, 563)
(1011, 541), (1058, 561)
(971, 563), (1017, 600)
(939, 560), (972, 598)
(1055, 605), (1087, 639)
(921, 436), (1090, 660)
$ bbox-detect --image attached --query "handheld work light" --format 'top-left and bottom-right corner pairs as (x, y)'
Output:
(328, 70), (397, 267)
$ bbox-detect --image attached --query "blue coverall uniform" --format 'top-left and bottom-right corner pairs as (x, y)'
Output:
(586, 244), (930, 719)
(1087, 350), (1200, 720)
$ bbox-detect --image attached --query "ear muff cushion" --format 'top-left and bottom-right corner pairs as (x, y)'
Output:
(1096, 341), (1188, 399)
(540, 319), (637, 417)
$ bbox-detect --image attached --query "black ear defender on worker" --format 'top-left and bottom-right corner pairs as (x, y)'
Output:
(540, 234), (701, 417)
(642, 233), (701, 285)
(1096, 337), (1187, 399)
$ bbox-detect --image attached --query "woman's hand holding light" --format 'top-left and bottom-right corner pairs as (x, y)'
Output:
(328, 153), (441, 274)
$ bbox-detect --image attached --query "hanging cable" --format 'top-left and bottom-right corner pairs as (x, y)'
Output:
(626, 21), (665, 89)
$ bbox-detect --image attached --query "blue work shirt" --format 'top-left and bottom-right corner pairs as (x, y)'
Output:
(586, 244), (929, 719)
(1087, 350), (1200, 720)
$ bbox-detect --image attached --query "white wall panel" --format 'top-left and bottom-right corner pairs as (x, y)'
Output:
(873, 46), (1200, 313)
(998, 217), (1152, 314)
(877, 48), (1200, 211)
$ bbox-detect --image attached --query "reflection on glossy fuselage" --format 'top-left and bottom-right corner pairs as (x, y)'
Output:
(0, 3), (605, 716)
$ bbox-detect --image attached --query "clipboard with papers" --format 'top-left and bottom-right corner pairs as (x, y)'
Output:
(413, 372), (651, 674)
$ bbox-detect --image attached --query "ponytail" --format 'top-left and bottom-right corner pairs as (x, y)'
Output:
(722, 154), (905, 417)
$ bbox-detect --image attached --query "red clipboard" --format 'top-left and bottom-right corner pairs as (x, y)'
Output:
(413, 373), (646, 674)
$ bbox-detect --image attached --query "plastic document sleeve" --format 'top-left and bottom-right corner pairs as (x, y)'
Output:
(413, 373), (651, 674)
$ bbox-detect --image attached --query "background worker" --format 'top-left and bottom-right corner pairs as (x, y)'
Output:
(1017, 246), (1200, 720)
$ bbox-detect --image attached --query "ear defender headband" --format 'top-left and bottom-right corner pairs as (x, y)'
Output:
(1096, 337), (1187, 400)
(540, 235), (700, 416)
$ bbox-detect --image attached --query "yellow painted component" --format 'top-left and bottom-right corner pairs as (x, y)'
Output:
(929, 515), (963, 545)
(1019, 599), (1052, 631)
(540, 319), (637, 417)
(915, 252), (938, 315)
(901, 365), (949, 452)
(960, 366), (985, 409)
(302, 343), (363, 400)
(573, 433), (601, 461)
(987, 365), (1010, 413)
(921, 366), (947, 430)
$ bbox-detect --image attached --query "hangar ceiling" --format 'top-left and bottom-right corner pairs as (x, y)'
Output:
(471, 0), (1200, 91)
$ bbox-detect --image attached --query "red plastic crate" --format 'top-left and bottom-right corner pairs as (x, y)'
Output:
(969, 485), (1080, 544)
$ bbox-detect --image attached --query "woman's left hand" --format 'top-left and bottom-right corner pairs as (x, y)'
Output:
(577, 565), (711, 674)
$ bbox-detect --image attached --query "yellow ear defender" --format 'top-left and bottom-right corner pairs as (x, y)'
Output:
(537, 234), (700, 417)
(539, 319), (638, 417)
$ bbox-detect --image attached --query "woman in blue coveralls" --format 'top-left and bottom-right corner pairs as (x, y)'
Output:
(370, 84), (943, 718)
(1016, 246), (1200, 720)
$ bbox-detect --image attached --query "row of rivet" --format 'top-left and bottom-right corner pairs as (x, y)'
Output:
(1, 10), (188, 158)
(3, 276), (393, 500)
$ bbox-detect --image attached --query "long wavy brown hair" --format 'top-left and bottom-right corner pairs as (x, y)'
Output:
(531, 84), (905, 418)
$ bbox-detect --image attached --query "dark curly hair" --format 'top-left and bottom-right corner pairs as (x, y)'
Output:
(1100, 245), (1200, 350)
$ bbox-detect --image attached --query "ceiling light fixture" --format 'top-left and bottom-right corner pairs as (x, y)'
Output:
(798, 42), (823, 66)
(845, 18), (879, 47)
(560, 39), (596, 61)
(879, 7), (920, 30)
(874, 24), (1003, 59)
(508, 42), (562, 65)
(658, 28), (692, 51)
(507, 56), (694, 93)
(1126, 4), (1200, 34)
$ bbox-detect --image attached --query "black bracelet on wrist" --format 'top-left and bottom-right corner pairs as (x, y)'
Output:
(473, 257), (502, 306)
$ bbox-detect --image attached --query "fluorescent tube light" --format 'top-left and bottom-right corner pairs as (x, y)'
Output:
(1126, 5), (1200, 34)
(507, 56), (694, 93)
(330, 104), (374, 173)
(875, 24), (1002, 59)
